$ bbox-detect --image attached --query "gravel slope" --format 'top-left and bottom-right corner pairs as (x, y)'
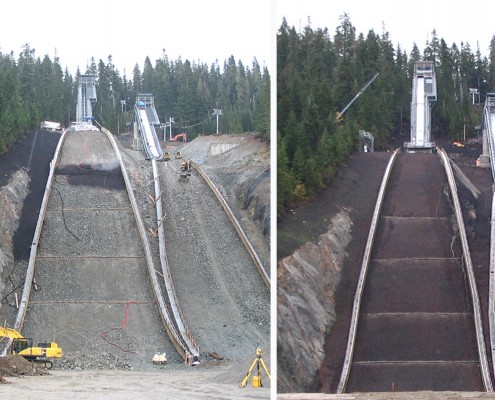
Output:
(116, 134), (270, 362)
(157, 157), (270, 360)
(20, 131), (179, 369)
(0, 131), (272, 397)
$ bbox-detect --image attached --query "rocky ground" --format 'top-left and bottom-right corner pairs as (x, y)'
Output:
(181, 133), (271, 270)
(116, 132), (271, 362)
(0, 130), (271, 398)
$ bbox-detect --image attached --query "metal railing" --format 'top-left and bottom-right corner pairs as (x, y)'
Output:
(438, 147), (493, 392)
(483, 93), (495, 382)
(192, 161), (270, 288)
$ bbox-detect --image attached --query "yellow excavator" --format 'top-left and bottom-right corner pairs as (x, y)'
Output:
(0, 326), (63, 369)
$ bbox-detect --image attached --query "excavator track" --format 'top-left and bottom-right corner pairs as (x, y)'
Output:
(28, 358), (53, 369)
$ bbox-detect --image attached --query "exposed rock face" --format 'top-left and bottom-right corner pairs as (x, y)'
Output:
(277, 211), (352, 392)
(0, 169), (30, 309)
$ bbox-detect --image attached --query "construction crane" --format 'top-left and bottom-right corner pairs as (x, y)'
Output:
(0, 326), (63, 369)
(335, 72), (380, 121)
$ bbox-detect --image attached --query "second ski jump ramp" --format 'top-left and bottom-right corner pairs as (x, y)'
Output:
(137, 107), (163, 160)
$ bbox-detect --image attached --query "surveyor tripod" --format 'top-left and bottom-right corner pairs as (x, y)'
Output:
(239, 347), (271, 388)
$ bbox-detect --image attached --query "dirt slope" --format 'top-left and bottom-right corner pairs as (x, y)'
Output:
(277, 141), (493, 397)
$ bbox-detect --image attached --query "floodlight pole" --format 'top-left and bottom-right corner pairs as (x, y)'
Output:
(166, 117), (175, 140)
(213, 109), (222, 135)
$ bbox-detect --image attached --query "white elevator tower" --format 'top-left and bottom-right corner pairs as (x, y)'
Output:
(404, 61), (437, 151)
(76, 74), (97, 124)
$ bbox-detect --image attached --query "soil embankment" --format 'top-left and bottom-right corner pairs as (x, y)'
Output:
(277, 211), (351, 392)
(0, 170), (30, 301)
(277, 152), (391, 393)
(0, 130), (61, 314)
(182, 134), (270, 270)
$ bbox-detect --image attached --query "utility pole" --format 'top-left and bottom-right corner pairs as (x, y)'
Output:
(161, 123), (167, 141)
(213, 109), (222, 135)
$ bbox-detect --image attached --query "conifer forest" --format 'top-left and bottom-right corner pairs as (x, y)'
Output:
(0, 45), (270, 153)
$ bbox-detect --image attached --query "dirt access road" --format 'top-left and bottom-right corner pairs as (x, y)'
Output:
(0, 366), (270, 399)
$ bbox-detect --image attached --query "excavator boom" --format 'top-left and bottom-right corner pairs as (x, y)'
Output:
(0, 326), (24, 339)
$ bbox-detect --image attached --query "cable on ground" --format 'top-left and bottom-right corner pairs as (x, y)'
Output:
(53, 184), (80, 241)
(100, 301), (138, 354)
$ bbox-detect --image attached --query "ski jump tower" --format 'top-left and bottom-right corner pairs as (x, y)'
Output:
(73, 74), (99, 131)
(404, 61), (437, 151)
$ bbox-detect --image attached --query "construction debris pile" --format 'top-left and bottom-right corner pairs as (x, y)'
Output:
(0, 354), (49, 383)
(55, 353), (133, 370)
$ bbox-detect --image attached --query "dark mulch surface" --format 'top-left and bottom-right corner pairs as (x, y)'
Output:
(0, 131), (61, 260)
(278, 141), (494, 393)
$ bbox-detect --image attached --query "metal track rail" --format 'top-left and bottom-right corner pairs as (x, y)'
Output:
(337, 148), (400, 392)
(150, 158), (200, 357)
(483, 97), (495, 378)
(490, 191), (495, 379)
(191, 161), (270, 288)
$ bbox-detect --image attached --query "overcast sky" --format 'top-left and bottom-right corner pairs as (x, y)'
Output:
(3, 1), (493, 79)
(0, 0), (273, 76)
(277, 0), (495, 57)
